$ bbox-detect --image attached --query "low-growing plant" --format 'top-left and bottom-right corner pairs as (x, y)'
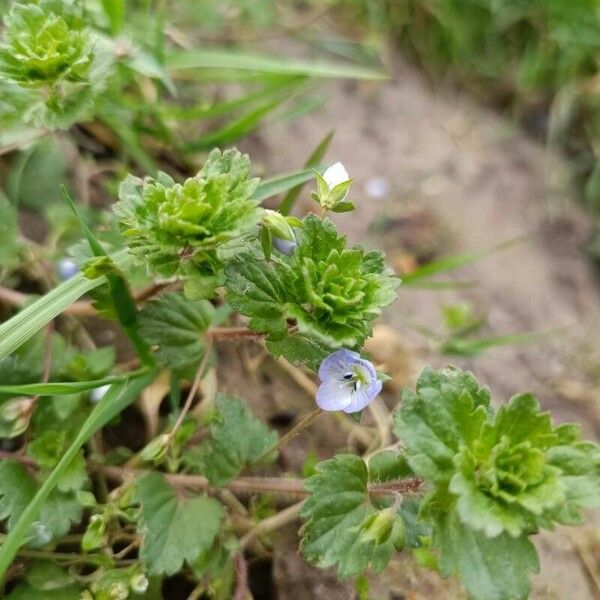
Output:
(0, 147), (599, 599)
(1, 2), (600, 600)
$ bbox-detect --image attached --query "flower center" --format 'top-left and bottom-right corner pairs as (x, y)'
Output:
(341, 366), (370, 392)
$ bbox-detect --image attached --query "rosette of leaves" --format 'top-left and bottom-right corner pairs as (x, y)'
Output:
(394, 367), (600, 600)
(0, 0), (111, 128)
(225, 214), (399, 366)
(114, 148), (261, 297)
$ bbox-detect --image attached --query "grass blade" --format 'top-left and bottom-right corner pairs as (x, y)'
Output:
(279, 131), (333, 215)
(400, 235), (529, 285)
(0, 369), (148, 395)
(63, 189), (153, 366)
(253, 168), (323, 203)
(0, 250), (131, 360)
(440, 330), (556, 356)
(0, 275), (103, 360)
(184, 98), (285, 152)
(0, 371), (155, 581)
(166, 49), (388, 80)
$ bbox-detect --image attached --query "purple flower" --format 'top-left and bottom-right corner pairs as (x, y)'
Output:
(316, 349), (382, 413)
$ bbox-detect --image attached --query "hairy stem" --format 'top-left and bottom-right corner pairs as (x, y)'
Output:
(99, 465), (423, 499)
(239, 501), (304, 549)
(252, 407), (324, 466)
(166, 336), (214, 445)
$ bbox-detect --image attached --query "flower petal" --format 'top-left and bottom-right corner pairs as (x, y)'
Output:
(273, 236), (297, 256)
(323, 162), (349, 190)
(343, 379), (382, 414)
(316, 379), (353, 411)
(318, 348), (361, 382)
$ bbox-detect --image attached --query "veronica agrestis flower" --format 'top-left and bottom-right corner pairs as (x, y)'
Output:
(56, 257), (79, 280)
(323, 162), (350, 190)
(316, 349), (382, 413)
(273, 234), (298, 256)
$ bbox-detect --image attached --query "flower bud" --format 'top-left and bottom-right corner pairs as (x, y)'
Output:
(139, 433), (170, 462)
(273, 234), (298, 256)
(108, 582), (129, 600)
(82, 513), (106, 551)
(0, 398), (34, 437)
(130, 573), (149, 594)
(263, 210), (295, 241)
(359, 508), (396, 545)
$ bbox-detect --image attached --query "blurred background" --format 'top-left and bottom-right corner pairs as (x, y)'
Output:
(1, 1), (599, 598)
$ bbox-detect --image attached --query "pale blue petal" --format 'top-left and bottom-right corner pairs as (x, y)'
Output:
(343, 379), (382, 414)
(316, 379), (353, 411)
(273, 236), (297, 256)
(318, 348), (361, 382)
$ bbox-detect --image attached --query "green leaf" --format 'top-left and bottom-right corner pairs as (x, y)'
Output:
(63, 187), (153, 365)
(300, 454), (405, 578)
(393, 367), (490, 484)
(396, 367), (600, 543)
(253, 167), (320, 203)
(138, 292), (213, 373)
(0, 192), (19, 268)
(134, 472), (224, 575)
(7, 582), (81, 600)
(114, 148), (261, 289)
(266, 333), (332, 372)
(166, 49), (387, 80)
(0, 371), (155, 579)
(100, 0), (125, 34)
(226, 215), (399, 353)
(368, 450), (413, 483)
(184, 97), (285, 151)
(183, 395), (278, 486)
(25, 559), (76, 591)
(432, 510), (538, 600)
(27, 431), (88, 492)
(224, 252), (289, 339)
(450, 393), (566, 537)
(0, 461), (83, 548)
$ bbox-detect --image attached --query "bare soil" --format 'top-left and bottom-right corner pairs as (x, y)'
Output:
(239, 55), (600, 600)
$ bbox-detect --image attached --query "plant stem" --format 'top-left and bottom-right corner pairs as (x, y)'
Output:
(252, 407), (323, 466)
(166, 336), (214, 445)
(0, 282), (172, 317)
(209, 326), (266, 340)
(239, 501), (303, 548)
(99, 465), (423, 499)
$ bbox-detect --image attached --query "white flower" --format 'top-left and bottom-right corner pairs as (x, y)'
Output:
(90, 384), (111, 404)
(323, 162), (349, 190)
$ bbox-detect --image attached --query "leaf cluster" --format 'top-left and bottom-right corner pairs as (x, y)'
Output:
(394, 367), (600, 599)
(226, 214), (399, 365)
(0, 0), (112, 128)
(115, 148), (261, 295)
(300, 452), (414, 579)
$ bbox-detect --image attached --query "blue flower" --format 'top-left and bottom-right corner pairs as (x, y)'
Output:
(316, 349), (382, 413)
(273, 234), (298, 256)
(56, 258), (79, 280)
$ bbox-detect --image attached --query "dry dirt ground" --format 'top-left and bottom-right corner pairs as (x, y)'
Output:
(235, 54), (600, 600)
